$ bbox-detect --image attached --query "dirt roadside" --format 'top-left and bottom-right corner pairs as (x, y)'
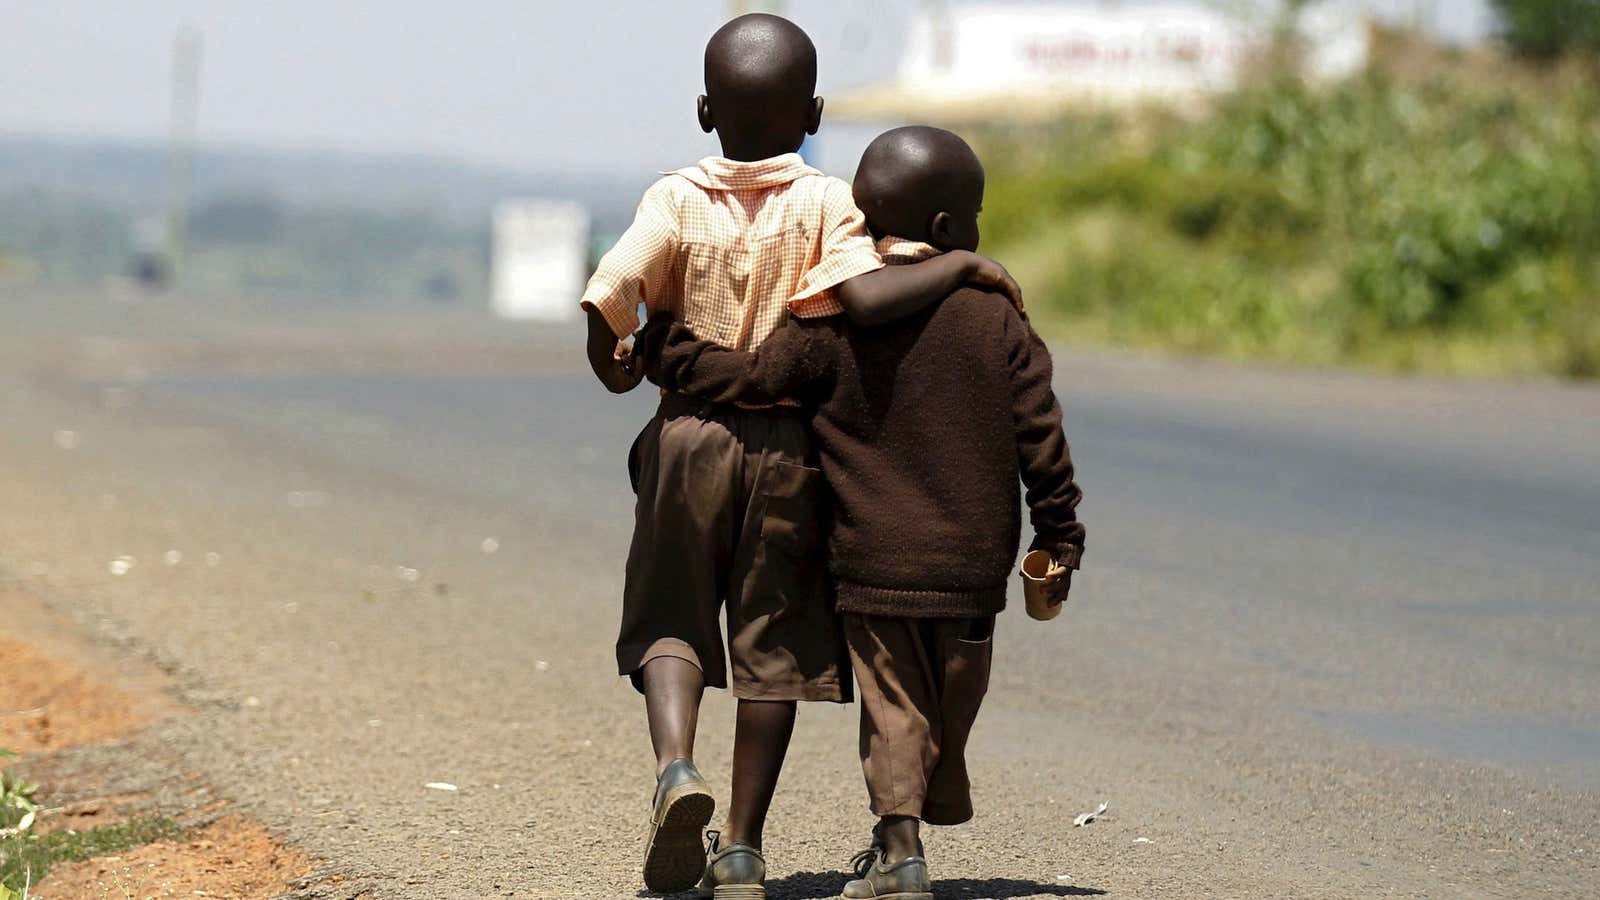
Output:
(2, 590), (321, 899)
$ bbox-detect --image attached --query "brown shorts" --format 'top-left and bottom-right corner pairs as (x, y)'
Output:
(845, 613), (994, 825)
(617, 394), (850, 703)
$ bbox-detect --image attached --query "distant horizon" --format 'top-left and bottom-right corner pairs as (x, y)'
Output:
(0, 131), (658, 234)
(6, 1), (1493, 180)
(0, 128), (633, 185)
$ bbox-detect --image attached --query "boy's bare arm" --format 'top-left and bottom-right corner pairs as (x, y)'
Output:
(585, 306), (643, 394)
(835, 251), (1022, 327)
(577, 178), (680, 393)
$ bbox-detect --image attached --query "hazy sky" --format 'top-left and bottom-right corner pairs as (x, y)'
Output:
(5, 1), (1494, 177)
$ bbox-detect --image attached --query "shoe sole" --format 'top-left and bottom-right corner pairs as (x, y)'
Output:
(713, 886), (766, 899)
(642, 782), (715, 893)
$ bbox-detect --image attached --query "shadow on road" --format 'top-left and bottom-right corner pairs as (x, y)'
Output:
(715, 870), (1109, 899)
(934, 880), (1107, 898)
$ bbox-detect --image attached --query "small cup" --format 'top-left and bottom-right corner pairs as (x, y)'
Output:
(1020, 549), (1065, 621)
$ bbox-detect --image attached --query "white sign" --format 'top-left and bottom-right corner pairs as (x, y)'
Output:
(832, 2), (1369, 120)
(492, 199), (590, 321)
(901, 4), (1252, 99)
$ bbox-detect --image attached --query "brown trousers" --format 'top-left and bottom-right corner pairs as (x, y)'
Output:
(844, 613), (994, 826)
(617, 394), (850, 702)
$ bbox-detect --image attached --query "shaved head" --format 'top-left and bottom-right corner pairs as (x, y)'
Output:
(853, 127), (986, 250)
(704, 14), (817, 102)
(699, 14), (822, 160)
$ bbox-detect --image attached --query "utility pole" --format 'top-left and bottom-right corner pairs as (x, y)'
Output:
(927, 0), (954, 71)
(1411, 0), (1438, 34)
(164, 28), (201, 286)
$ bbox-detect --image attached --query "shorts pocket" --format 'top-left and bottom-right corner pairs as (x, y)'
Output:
(758, 460), (825, 556)
(960, 615), (996, 643)
(944, 631), (993, 711)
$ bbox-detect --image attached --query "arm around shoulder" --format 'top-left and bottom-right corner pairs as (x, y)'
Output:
(836, 251), (1024, 327)
(836, 251), (974, 326)
(647, 316), (826, 407)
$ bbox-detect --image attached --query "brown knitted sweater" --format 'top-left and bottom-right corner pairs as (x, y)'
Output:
(643, 257), (1084, 618)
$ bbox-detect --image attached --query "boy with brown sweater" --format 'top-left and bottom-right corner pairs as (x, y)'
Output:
(637, 126), (1084, 899)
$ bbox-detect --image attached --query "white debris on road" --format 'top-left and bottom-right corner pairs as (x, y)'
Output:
(286, 490), (330, 508)
(1074, 801), (1109, 827)
(53, 429), (80, 450)
(425, 782), (459, 792)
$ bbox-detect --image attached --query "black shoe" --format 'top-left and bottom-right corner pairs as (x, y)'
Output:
(696, 830), (766, 899)
(643, 758), (715, 893)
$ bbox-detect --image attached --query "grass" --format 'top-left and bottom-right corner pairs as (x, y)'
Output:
(0, 816), (186, 894)
(1, 750), (186, 894)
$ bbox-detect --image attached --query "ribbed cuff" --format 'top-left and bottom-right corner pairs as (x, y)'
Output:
(1028, 537), (1083, 569)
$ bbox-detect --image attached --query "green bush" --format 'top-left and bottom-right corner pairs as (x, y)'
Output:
(1491, 0), (1600, 59)
(982, 57), (1600, 378)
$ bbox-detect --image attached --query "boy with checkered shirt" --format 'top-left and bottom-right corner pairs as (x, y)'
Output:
(578, 14), (1022, 899)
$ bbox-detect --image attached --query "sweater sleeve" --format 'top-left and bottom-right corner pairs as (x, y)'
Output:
(1004, 309), (1085, 568)
(651, 316), (830, 407)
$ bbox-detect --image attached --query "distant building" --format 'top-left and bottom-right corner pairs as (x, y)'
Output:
(828, 2), (1370, 123)
(491, 200), (590, 321)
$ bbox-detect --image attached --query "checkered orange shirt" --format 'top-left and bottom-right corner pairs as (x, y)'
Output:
(579, 153), (884, 350)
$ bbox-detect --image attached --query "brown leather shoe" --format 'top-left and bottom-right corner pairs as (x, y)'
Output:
(841, 844), (932, 899)
(643, 758), (715, 893)
(695, 830), (766, 899)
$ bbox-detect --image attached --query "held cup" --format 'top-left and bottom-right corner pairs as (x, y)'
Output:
(1020, 549), (1064, 621)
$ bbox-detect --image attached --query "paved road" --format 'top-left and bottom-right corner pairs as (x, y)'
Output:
(2, 293), (1597, 898)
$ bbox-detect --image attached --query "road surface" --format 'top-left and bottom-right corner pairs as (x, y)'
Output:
(2, 289), (1596, 898)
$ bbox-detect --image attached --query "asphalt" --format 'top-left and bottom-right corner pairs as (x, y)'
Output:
(1, 288), (1596, 898)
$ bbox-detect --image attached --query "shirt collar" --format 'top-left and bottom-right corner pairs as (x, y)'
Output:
(667, 153), (820, 191)
(875, 236), (942, 264)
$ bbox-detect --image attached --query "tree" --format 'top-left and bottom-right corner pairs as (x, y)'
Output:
(1490, 0), (1600, 59)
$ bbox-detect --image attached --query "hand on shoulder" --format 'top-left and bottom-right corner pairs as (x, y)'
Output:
(960, 251), (1024, 312)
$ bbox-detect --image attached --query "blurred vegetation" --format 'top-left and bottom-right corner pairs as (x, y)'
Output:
(0, 188), (486, 304)
(182, 193), (487, 303)
(0, 137), (641, 306)
(982, 32), (1600, 378)
(1492, 0), (1600, 59)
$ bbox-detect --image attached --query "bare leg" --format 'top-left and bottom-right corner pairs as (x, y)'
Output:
(720, 699), (797, 848)
(641, 657), (705, 776)
(880, 815), (923, 863)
